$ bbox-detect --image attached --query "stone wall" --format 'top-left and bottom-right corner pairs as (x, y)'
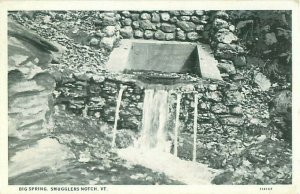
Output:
(85, 10), (244, 82)
(229, 10), (292, 81)
(55, 74), (244, 147)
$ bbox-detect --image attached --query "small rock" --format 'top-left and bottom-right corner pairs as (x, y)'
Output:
(196, 25), (204, 31)
(215, 31), (238, 44)
(121, 11), (131, 17)
(169, 11), (180, 16)
(176, 30), (186, 40)
(187, 32), (200, 41)
(89, 38), (99, 46)
(180, 16), (190, 21)
(78, 150), (91, 163)
(131, 13), (140, 21)
(217, 60), (236, 75)
(219, 116), (244, 126)
(160, 12), (170, 21)
(229, 25), (235, 32)
(95, 30), (104, 37)
(151, 12), (160, 23)
(206, 91), (222, 102)
(170, 16), (179, 23)
(100, 37), (115, 50)
(224, 91), (243, 105)
(233, 55), (247, 67)
(211, 103), (229, 114)
(195, 10), (205, 15)
(215, 43), (245, 59)
(231, 73), (244, 82)
(102, 26), (116, 37)
(161, 23), (176, 32)
(213, 18), (229, 29)
(191, 16), (201, 24)
(144, 30), (154, 39)
(230, 105), (243, 115)
(165, 33), (175, 40)
(132, 21), (139, 29)
(141, 12), (151, 20)
(115, 14), (121, 20)
(101, 16), (117, 26)
(265, 32), (277, 45)
(176, 21), (196, 32)
(200, 15), (209, 22)
(208, 84), (218, 91)
(134, 30), (144, 38)
(154, 30), (166, 40)
(120, 26), (133, 38)
(92, 75), (105, 83)
(180, 10), (194, 15)
(101, 12), (115, 18)
(254, 71), (271, 91)
(121, 18), (132, 26)
(139, 20), (155, 30)
(93, 19), (102, 26)
(130, 173), (144, 180)
(73, 72), (90, 81)
(214, 11), (229, 20)
(199, 102), (211, 110)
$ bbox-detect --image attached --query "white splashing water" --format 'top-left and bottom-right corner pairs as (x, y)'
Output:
(118, 89), (218, 185)
(112, 86), (125, 147)
(136, 89), (171, 152)
(173, 93), (181, 156)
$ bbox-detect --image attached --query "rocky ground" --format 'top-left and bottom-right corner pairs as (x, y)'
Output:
(9, 110), (183, 185)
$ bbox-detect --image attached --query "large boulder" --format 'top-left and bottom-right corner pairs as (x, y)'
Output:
(8, 19), (60, 138)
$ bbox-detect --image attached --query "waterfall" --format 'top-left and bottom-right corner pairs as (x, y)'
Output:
(111, 86), (125, 148)
(193, 94), (198, 162)
(118, 89), (217, 185)
(174, 93), (181, 156)
(136, 89), (170, 152)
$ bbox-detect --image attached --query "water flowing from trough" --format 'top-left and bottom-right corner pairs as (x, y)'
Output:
(111, 85), (126, 148)
(193, 94), (199, 162)
(136, 89), (170, 152)
(173, 93), (181, 156)
(117, 88), (217, 184)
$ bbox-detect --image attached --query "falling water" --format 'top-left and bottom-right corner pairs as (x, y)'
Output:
(118, 89), (218, 184)
(136, 89), (170, 151)
(193, 94), (199, 162)
(111, 85), (126, 148)
(173, 93), (181, 156)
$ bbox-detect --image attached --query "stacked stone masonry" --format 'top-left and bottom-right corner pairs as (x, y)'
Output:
(55, 75), (245, 136)
(87, 10), (245, 81)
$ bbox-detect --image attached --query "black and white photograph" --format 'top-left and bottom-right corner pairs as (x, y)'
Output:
(1, 1), (298, 193)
